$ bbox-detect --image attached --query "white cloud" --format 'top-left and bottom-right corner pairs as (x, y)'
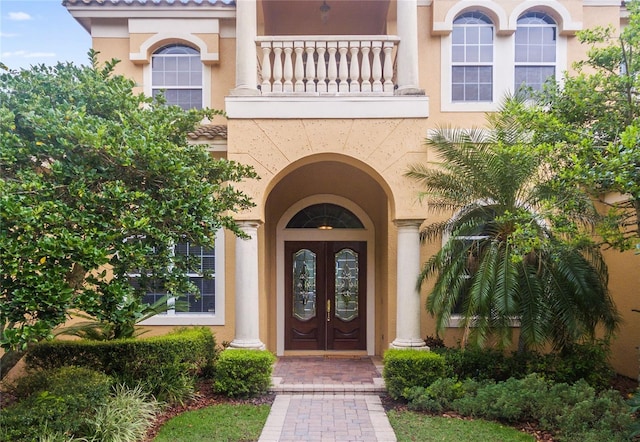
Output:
(1, 50), (55, 59)
(0, 32), (19, 38)
(8, 12), (32, 21)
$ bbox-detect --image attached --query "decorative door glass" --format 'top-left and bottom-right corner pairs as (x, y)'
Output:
(293, 249), (317, 321)
(335, 248), (358, 322)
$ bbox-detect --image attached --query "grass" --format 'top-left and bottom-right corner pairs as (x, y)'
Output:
(388, 410), (535, 442)
(153, 403), (271, 442)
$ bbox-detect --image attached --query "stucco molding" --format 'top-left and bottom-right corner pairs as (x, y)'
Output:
(225, 96), (430, 119)
(432, 0), (581, 36)
(129, 31), (219, 64)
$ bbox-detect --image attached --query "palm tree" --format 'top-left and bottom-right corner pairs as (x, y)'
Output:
(406, 96), (619, 352)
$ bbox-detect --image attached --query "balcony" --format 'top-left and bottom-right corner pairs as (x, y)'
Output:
(257, 36), (399, 96)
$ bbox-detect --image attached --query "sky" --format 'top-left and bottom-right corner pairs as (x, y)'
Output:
(0, 0), (91, 70)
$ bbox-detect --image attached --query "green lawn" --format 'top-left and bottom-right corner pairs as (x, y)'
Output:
(388, 410), (535, 442)
(153, 404), (270, 442)
(153, 402), (536, 442)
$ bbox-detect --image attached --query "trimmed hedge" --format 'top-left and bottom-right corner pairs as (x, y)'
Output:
(26, 326), (216, 380)
(213, 349), (276, 397)
(383, 349), (446, 400)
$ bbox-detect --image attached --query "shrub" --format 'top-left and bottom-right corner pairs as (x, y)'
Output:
(26, 327), (216, 404)
(213, 349), (276, 397)
(404, 377), (466, 412)
(383, 349), (446, 400)
(90, 384), (160, 442)
(0, 367), (113, 441)
(449, 375), (633, 441)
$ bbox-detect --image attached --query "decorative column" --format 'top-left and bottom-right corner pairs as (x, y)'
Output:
(395, 0), (424, 95)
(391, 219), (428, 349)
(229, 221), (265, 350)
(232, 0), (260, 96)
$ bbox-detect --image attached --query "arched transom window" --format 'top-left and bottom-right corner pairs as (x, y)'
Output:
(152, 44), (203, 110)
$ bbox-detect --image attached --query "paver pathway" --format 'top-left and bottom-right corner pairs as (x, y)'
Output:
(258, 357), (397, 442)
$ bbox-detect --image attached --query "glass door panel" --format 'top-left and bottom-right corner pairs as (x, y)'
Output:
(293, 249), (317, 321)
(334, 248), (359, 322)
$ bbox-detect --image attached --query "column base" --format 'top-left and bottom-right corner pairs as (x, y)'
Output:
(394, 86), (426, 96)
(230, 87), (261, 96)
(228, 339), (266, 350)
(390, 338), (430, 351)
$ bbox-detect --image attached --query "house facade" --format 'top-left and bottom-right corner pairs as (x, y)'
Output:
(64, 0), (640, 378)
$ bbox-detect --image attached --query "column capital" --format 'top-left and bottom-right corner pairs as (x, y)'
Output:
(236, 219), (263, 231)
(393, 218), (425, 229)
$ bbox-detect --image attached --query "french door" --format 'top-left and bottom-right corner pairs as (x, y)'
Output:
(284, 241), (366, 350)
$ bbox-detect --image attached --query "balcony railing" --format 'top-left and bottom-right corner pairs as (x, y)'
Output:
(256, 36), (400, 95)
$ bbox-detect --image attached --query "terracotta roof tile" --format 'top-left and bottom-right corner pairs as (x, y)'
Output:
(187, 124), (227, 140)
(63, 0), (234, 6)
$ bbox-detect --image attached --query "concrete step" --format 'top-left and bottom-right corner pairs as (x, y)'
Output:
(270, 377), (386, 394)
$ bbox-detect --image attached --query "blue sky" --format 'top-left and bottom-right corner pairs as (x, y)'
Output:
(1, 0), (91, 70)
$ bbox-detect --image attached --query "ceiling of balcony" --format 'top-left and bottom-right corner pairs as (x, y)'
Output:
(260, 0), (391, 36)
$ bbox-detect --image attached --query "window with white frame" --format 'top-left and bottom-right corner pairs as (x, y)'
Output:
(515, 12), (557, 93)
(152, 44), (203, 110)
(452, 12), (494, 102)
(128, 232), (224, 325)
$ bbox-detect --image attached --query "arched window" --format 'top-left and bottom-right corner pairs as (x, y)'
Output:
(286, 203), (364, 229)
(515, 12), (557, 92)
(452, 12), (494, 102)
(152, 44), (203, 110)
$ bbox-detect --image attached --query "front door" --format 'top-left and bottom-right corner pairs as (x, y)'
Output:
(285, 241), (366, 350)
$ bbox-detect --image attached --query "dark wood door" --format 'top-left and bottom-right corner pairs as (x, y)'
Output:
(285, 241), (366, 351)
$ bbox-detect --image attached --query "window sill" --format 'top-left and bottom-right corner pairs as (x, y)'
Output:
(447, 315), (521, 328)
(139, 314), (224, 326)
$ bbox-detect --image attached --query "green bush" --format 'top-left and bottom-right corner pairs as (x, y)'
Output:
(213, 349), (276, 397)
(448, 374), (632, 441)
(26, 327), (216, 404)
(0, 367), (113, 441)
(434, 341), (614, 389)
(404, 377), (466, 412)
(383, 349), (446, 400)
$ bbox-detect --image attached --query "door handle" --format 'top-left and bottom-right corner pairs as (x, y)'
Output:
(327, 299), (331, 322)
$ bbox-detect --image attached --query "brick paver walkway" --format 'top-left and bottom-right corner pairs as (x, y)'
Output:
(258, 357), (397, 442)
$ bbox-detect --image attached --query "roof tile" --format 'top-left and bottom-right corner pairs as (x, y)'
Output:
(63, 0), (234, 6)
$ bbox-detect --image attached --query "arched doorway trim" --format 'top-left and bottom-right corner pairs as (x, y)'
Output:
(276, 194), (376, 355)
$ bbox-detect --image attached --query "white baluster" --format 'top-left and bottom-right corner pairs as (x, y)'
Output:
(338, 41), (349, 93)
(316, 43), (327, 93)
(383, 41), (394, 93)
(371, 41), (383, 92)
(305, 42), (316, 93)
(360, 42), (371, 92)
(272, 43), (283, 92)
(283, 44), (294, 92)
(327, 42), (338, 93)
(294, 41), (305, 92)
(349, 41), (361, 93)
(260, 42), (272, 93)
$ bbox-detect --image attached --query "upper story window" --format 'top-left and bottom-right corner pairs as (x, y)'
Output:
(515, 12), (557, 93)
(452, 12), (494, 102)
(152, 44), (203, 110)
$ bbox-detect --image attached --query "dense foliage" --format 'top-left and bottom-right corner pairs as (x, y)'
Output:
(407, 96), (619, 351)
(213, 349), (276, 397)
(382, 349), (447, 400)
(0, 52), (256, 350)
(26, 326), (216, 404)
(517, 1), (640, 251)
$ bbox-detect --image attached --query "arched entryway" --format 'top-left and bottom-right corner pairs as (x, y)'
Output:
(264, 158), (392, 356)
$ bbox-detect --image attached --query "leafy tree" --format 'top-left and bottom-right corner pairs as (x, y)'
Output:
(406, 96), (620, 351)
(0, 52), (257, 350)
(520, 0), (640, 251)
